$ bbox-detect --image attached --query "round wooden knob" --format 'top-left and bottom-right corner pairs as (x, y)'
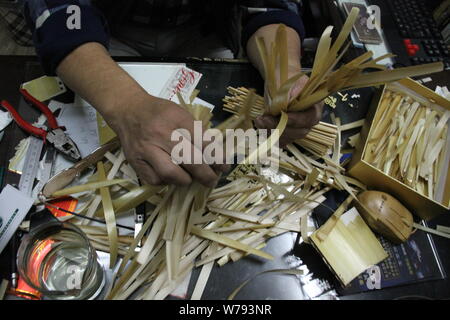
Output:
(355, 191), (414, 243)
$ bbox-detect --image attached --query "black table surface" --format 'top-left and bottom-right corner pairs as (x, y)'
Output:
(0, 55), (449, 300)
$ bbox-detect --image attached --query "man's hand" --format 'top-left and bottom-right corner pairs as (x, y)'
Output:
(246, 24), (324, 147)
(56, 42), (223, 188)
(254, 74), (324, 147)
(105, 92), (221, 187)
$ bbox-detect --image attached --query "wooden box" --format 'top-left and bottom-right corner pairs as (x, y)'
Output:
(349, 78), (450, 220)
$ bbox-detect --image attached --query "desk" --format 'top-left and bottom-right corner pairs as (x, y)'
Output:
(0, 56), (449, 300)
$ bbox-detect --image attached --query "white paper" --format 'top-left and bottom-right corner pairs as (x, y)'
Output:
(0, 109), (12, 131)
(0, 185), (34, 254)
(340, 207), (360, 226)
(435, 86), (450, 100)
(52, 101), (100, 158)
(159, 66), (203, 102)
(74, 62), (189, 108)
(192, 97), (215, 111)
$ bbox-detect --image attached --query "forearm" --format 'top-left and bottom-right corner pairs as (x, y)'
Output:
(56, 42), (148, 119)
(246, 24), (302, 79)
(56, 42), (221, 187)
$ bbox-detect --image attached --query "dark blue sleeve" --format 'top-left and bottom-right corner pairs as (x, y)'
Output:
(241, 1), (305, 47)
(23, 0), (110, 75)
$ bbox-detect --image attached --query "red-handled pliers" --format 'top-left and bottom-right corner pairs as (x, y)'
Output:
(1, 88), (81, 162)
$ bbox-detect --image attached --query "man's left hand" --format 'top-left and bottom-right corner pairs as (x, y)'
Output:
(254, 74), (324, 147)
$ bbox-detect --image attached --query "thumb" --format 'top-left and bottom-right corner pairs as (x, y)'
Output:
(289, 74), (310, 101)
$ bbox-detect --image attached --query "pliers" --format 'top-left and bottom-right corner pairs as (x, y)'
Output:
(1, 88), (81, 162)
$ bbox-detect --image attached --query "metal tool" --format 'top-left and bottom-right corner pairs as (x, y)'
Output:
(18, 136), (44, 197)
(1, 88), (81, 162)
(32, 148), (57, 200)
(42, 137), (120, 198)
(134, 202), (146, 252)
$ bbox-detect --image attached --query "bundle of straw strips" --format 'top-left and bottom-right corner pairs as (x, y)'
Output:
(39, 7), (447, 299)
(42, 93), (368, 300)
(363, 88), (450, 202)
(43, 77), (371, 297)
(256, 7), (443, 116)
(223, 87), (338, 155)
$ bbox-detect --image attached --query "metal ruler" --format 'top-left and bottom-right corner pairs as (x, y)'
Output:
(18, 136), (44, 197)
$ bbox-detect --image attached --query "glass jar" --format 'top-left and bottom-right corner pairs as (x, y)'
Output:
(17, 220), (105, 300)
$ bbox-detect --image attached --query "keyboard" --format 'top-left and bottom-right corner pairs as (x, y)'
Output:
(372, 0), (450, 69)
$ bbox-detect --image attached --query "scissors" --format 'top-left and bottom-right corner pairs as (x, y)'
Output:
(1, 88), (81, 162)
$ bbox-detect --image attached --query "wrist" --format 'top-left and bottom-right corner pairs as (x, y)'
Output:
(98, 83), (154, 135)
(56, 42), (153, 121)
(96, 76), (149, 118)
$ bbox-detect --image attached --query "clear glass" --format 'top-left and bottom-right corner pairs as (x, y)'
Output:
(17, 221), (105, 300)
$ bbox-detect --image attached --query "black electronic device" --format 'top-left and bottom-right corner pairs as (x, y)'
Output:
(370, 0), (450, 69)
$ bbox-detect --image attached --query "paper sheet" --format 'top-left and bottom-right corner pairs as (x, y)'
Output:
(340, 207), (359, 226)
(51, 100), (100, 158)
(0, 109), (12, 131)
(74, 62), (191, 108)
(0, 109), (13, 142)
(21, 76), (66, 102)
(0, 185), (34, 254)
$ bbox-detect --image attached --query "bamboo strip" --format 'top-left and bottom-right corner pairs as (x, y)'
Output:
(97, 161), (119, 268)
(51, 179), (128, 197)
(414, 223), (450, 239)
(436, 225), (450, 234)
(191, 226), (273, 260)
(208, 206), (272, 224)
(228, 269), (304, 300)
(340, 119), (365, 132)
(0, 279), (8, 300)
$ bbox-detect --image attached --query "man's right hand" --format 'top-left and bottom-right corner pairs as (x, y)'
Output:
(56, 42), (223, 188)
(105, 92), (221, 187)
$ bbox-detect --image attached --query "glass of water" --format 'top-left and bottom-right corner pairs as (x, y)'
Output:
(17, 220), (105, 300)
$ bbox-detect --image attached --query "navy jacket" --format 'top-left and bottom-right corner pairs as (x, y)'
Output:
(23, 0), (305, 75)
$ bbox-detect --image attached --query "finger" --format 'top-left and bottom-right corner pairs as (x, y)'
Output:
(180, 142), (220, 188)
(174, 125), (225, 186)
(182, 163), (220, 188)
(286, 103), (323, 128)
(255, 103), (323, 134)
(202, 130), (229, 172)
(279, 127), (310, 147)
(254, 115), (279, 130)
(130, 159), (163, 185)
(289, 74), (310, 100)
(145, 146), (193, 186)
(213, 163), (231, 174)
(122, 147), (163, 185)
